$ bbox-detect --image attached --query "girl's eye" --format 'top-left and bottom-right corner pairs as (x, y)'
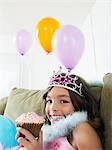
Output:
(60, 100), (69, 104)
(46, 99), (52, 104)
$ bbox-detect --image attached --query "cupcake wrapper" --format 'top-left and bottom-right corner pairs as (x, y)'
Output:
(17, 123), (43, 137)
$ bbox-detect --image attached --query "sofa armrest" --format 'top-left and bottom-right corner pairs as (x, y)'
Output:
(100, 73), (112, 149)
(0, 97), (7, 115)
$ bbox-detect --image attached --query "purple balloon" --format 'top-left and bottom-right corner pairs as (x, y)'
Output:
(15, 30), (33, 56)
(52, 25), (85, 70)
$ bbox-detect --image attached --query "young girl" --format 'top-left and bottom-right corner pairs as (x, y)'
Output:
(16, 70), (104, 150)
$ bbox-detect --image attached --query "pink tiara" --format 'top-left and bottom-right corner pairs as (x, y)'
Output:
(48, 68), (83, 97)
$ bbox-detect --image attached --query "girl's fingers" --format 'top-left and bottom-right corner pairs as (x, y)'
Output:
(16, 127), (35, 142)
(17, 137), (31, 149)
(16, 131), (20, 140)
(16, 127), (43, 150)
(17, 130), (43, 150)
(38, 131), (43, 143)
(34, 131), (43, 149)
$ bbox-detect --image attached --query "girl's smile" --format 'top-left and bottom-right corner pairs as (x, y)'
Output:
(48, 114), (65, 122)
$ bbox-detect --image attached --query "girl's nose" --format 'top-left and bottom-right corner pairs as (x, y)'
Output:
(51, 102), (59, 112)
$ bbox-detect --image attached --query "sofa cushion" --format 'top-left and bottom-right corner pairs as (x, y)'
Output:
(100, 73), (112, 149)
(4, 88), (46, 122)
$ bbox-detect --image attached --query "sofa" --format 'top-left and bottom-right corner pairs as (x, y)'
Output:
(0, 73), (112, 150)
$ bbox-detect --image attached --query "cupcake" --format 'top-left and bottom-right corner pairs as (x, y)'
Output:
(16, 112), (45, 138)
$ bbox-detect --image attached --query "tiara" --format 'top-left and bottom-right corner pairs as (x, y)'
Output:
(48, 68), (84, 97)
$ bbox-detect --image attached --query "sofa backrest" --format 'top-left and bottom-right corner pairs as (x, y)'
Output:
(3, 86), (102, 121)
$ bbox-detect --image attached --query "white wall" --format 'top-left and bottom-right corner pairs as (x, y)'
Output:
(75, 0), (111, 81)
(0, 0), (111, 98)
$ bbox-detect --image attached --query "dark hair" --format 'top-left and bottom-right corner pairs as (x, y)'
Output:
(43, 76), (105, 147)
(67, 77), (105, 147)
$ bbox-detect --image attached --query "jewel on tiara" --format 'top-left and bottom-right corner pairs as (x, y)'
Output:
(48, 67), (84, 97)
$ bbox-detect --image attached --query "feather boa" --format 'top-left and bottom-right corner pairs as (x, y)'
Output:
(42, 111), (87, 144)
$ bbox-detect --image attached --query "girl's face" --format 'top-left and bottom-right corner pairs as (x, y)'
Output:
(45, 87), (75, 123)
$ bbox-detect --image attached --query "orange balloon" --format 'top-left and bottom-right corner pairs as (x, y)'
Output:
(36, 17), (60, 53)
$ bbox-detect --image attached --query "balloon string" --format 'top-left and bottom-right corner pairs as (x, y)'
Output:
(90, 13), (98, 79)
(19, 56), (23, 87)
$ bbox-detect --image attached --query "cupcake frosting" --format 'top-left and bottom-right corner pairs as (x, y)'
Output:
(16, 112), (44, 125)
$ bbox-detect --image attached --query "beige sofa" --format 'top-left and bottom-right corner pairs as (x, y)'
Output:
(0, 73), (112, 150)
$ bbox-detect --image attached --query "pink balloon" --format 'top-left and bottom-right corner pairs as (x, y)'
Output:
(15, 30), (33, 56)
(52, 25), (85, 71)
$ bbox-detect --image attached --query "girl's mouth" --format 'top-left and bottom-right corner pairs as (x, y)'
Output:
(49, 115), (65, 122)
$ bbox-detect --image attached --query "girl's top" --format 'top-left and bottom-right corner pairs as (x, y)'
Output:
(44, 136), (75, 150)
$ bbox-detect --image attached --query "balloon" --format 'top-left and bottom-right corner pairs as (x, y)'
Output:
(15, 30), (33, 56)
(0, 115), (18, 149)
(36, 17), (60, 53)
(52, 25), (85, 71)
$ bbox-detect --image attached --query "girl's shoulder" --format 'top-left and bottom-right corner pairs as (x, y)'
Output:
(72, 122), (102, 149)
(74, 122), (94, 133)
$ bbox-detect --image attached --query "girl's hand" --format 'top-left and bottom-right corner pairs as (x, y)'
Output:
(16, 127), (43, 150)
